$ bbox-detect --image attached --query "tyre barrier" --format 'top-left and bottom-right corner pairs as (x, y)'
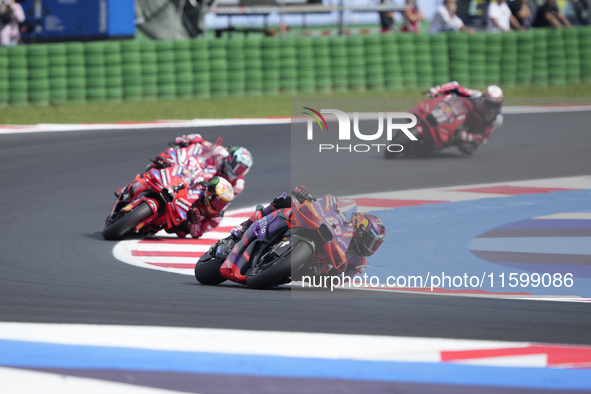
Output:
(0, 26), (590, 107)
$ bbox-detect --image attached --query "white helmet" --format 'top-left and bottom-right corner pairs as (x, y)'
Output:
(480, 85), (504, 121)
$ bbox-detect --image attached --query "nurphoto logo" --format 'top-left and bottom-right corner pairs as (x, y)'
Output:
(303, 108), (418, 153)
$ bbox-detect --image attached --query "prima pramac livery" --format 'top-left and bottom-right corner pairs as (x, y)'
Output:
(195, 186), (386, 289)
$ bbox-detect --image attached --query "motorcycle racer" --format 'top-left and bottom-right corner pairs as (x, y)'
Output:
(426, 81), (504, 155)
(148, 134), (253, 196)
(114, 173), (234, 238)
(182, 176), (235, 238)
(227, 185), (386, 280)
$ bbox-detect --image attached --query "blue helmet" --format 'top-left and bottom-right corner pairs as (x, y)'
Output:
(224, 147), (253, 181)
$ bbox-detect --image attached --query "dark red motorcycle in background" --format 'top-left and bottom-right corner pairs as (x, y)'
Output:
(384, 95), (496, 159)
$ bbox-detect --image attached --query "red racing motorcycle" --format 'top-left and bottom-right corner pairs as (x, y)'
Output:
(103, 163), (209, 240)
(384, 95), (479, 159)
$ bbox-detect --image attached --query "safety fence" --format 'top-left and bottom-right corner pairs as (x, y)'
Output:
(1, 27), (590, 107)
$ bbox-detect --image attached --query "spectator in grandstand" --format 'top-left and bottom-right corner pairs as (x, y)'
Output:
(0, 0), (25, 46)
(570, 0), (589, 25)
(532, 0), (571, 28)
(509, 0), (533, 29)
(487, 0), (524, 31)
(429, 0), (474, 34)
(401, 0), (424, 32)
(379, 0), (395, 32)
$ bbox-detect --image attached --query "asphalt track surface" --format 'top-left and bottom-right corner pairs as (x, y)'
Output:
(1, 111), (591, 346)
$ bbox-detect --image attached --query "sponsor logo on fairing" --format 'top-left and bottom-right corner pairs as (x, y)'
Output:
(256, 216), (268, 234)
(303, 107), (418, 153)
(160, 169), (169, 186)
(175, 199), (190, 211)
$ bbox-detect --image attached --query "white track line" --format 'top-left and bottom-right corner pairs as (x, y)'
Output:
(0, 367), (185, 394)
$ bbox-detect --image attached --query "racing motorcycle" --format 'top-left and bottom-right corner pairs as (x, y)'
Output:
(194, 194), (357, 289)
(384, 95), (479, 159)
(103, 162), (211, 240)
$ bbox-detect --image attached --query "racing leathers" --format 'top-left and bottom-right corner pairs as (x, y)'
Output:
(229, 186), (367, 280)
(149, 134), (246, 196)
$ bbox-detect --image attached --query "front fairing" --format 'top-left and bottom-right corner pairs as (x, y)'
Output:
(412, 96), (472, 149)
(293, 195), (354, 270)
(133, 166), (194, 232)
(220, 209), (292, 284)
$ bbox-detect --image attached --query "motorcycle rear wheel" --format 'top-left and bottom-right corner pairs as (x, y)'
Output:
(102, 202), (153, 240)
(246, 240), (313, 289)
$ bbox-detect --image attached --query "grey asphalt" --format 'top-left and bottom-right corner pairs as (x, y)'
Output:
(0, 111), (590, 346)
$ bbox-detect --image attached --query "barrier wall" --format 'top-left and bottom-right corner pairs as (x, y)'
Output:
(1, 27), (590, 107)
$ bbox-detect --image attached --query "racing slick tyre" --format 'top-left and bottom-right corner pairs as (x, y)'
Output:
(102, 202), (153, 240)
(246, 241), (314, 289)
(384, 128), (433, 159)
(194, 247), (227, 286)
(383, 131), (412, 159)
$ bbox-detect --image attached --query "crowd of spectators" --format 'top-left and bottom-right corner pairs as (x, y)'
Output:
(385, 0), (580, 34)
(0, 0), (585, 46)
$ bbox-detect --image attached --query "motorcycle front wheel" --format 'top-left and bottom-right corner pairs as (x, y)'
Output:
(246, 240), (314, 289)
(194, 245), (228, 285)
(384, 130), (414, 159)
(102, 202), (153, 240)
(384, 129), (432, 159)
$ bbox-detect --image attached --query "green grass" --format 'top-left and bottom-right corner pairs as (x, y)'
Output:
(1, 84), (589, 125)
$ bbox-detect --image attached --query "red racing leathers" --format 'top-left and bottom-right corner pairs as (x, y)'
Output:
(150, 134), (246, 196)
(423, 81), (502, 154)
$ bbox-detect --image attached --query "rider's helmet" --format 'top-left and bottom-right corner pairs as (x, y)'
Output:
(478, 85), (504, 122)
(223, 147), (253, 182)
(204, 176), (234, 215)
(349, 213), (386, 257)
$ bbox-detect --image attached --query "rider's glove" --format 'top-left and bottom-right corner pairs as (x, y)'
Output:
(173, 134), (203, 147)
(230, 225), (245, 242)
(470, 90), (483, 98)
(150, 155), (171, 169)
(188, 206), (200, 223)
(292, 185), (314, 204)
(173, 135), (192, 147)
(428, 86), (440, 98)
(271, 192), (293, 208)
